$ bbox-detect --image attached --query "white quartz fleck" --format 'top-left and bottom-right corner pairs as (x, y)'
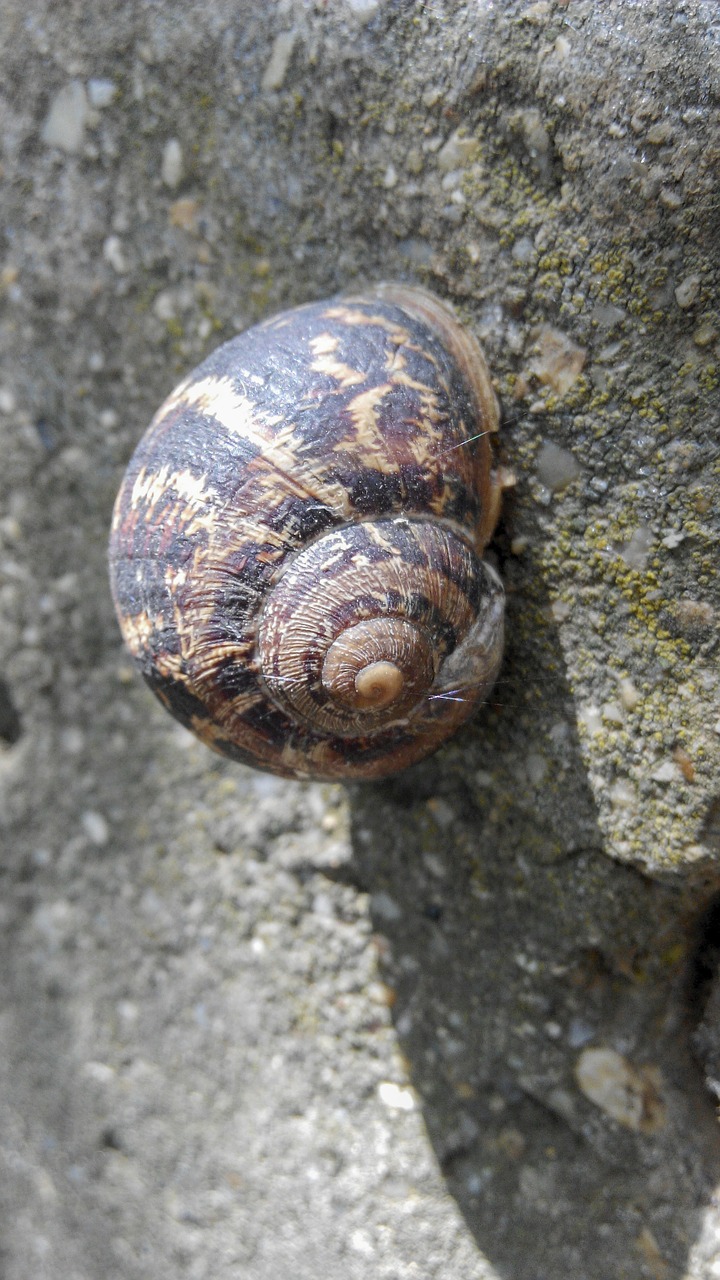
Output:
(42, 81), (90, 154)
(161, 138), (184, 190)
(87, 78), (117, 108)
(261, 31), (297, 92)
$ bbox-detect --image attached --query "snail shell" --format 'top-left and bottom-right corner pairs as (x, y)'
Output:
(109, 283), (505, 781)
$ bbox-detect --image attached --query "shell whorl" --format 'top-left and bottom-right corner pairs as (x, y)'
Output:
(256, 518), (490, 739)
(109, 283), (505, 780)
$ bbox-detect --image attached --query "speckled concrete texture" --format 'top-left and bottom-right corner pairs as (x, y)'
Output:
(1, 2), (719, 1278)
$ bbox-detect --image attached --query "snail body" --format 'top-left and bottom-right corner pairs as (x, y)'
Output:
(109, 284), (505, 780)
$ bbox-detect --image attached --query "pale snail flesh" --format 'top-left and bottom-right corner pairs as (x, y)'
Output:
(108, 283), (505, 781)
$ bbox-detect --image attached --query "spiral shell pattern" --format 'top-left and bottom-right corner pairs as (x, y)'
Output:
(109, 284), (505, 780)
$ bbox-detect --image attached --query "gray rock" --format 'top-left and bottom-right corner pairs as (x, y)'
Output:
(1, 1), (719, 1278)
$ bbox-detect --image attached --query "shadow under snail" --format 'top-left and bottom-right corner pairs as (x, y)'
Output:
(108, 283), (506, 781)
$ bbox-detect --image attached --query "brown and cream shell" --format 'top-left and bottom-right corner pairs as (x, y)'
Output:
(108, 283), (505, 780)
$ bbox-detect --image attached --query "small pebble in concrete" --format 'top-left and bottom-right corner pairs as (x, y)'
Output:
(41, 81), (89, 153)
(261, 30), (297, 92)
(81, 810), (110, 846)
(535, 441), (582, 492)
(575, 1047), (666, 1133)
(87, 79), (117, 108)
(675, 273), (700, 309)
(161, 139), (184, 190)
(378, 1081), (416, 1111)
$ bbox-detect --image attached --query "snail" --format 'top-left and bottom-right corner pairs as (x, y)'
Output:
(108, 283), (506, 781)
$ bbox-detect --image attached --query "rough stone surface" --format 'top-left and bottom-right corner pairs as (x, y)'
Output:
(1, 2), (719, 1278)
